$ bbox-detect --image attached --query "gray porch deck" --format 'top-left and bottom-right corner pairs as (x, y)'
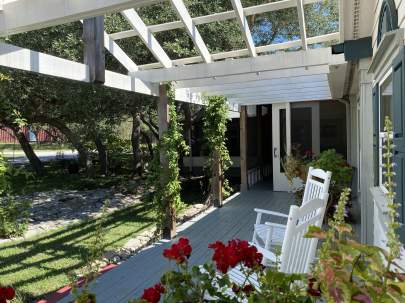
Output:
(59, 182), (294, 303)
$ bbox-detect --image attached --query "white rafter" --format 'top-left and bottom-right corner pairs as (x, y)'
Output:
(231, 0), (256, 57)
(169, 0), (212, 63)
(296, 0), (308, 50)
(121, 9), (172, 69)
(109, 0), (324, 41)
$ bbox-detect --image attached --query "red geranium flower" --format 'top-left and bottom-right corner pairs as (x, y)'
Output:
(141, 283), (165, 303)
(163, 237), (192, 264)
(0, 286), (15, 302)
(209, 239), (262, 274)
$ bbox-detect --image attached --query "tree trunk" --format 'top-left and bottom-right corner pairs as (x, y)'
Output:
(131, 111), (142, 176)
(141, 130), (154, 159)
(33, 116), (89, 169)
(95, 135), (108, 176)
(12, 126), (44, 176)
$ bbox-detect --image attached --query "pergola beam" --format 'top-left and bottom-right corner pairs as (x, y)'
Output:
(132, 48), (343, 83)
(0, 42), (158, 96)
(138, 32), (339, 69)
(169, 0), (212, 63)
(296, 0), (308, 50)
(110, 0), (324, 41)
(231, 0), (256, 57)
(0, 0), (162, 37)
(175, 65), (330, 88)
(229, 94), (331, 105)
(122, 9), (172, 68)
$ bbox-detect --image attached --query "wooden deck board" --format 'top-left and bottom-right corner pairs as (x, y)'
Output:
(58, 182), (293, 303)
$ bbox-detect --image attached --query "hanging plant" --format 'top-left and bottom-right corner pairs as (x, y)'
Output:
(203, 95), (233, 201)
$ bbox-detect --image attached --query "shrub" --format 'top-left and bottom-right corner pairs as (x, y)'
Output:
(0, 196), (30, 238)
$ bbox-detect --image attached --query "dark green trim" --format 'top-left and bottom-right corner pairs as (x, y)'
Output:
(331, 37), (372, 61)
(372, 85), (380, 187)
(377, 0), (398, 46)
(392, 47), (405, 242)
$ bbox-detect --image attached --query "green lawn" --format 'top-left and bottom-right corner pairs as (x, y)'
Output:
(0, 203), (156, 302)
(0, 142), (72, 152)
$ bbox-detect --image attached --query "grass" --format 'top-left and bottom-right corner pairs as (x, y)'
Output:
(0, 142), (72, 152)
(0, 202), (156, 302)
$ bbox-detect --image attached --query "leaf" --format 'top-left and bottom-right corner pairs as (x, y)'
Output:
(352, 293), (372, 303)
(305, 226), (327, 239)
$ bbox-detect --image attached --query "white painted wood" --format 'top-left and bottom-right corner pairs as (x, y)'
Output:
(228, 93), (332, 105)
(338, 0), (345, 42)
(176, 67), (330, 89)
(138, 32), (340, 70)
(252, 198), (327, 273)
(170, 0), (212, 63)
(0, 0), (160, 37)
(104, 32), (138, 72)
(108, 0), (324, 41)
(296, 0), (308, 50)
(272, 102), (291, 192)
(121, 9), (173, 69)
(231, 0), (257, 57)
(0, 42), (158, 96)
(132, 48), (342, 82)
(252, 167), (331, 270)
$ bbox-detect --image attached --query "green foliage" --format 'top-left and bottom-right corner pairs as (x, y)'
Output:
(0, 153), (31, 238)
(148, 84), (189, 232)
(203, 96), (233, 199)
(0, 196), (31, 238)
(306, 119), (405, 302)
(310, 149), (352, 188)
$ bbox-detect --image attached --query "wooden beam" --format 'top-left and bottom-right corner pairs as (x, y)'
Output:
(240, 105), (248, 192)
(212, 149), (223, 207)
(83, 16), (105, 83)
(296, 0), (308, 50)
(104, 32), (138, 72)
(169, 0), (212, 63)
(132, 48), (341, 83)
(0, 0), (162, 37)
(109, 0), (324, 41)
(122, 9), (172, 68)
(231, 0), (256, 57)
(0, 42), (158, 96)
(256, 105), (263, 170)
(158, 84), (176, 239)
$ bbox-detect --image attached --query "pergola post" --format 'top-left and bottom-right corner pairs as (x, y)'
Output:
(256, 105), (263, 175)
(83, 16), (105, 83)
(212, 149), (222, 207)
(240, 105), (248, 192)
(158, 84), (176, 239)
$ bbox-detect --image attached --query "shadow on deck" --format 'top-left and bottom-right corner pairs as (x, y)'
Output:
(58, 182), (294, 303)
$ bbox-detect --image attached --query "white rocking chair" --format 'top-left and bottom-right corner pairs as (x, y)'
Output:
(258, 197), (327, 273)
(252, 167), (332, 250)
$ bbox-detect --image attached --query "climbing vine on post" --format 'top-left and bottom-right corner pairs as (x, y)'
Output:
(149, 83), (189, 239)
(203, 96), (232, 206)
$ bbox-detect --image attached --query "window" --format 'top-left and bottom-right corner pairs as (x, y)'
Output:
(377, 0), (398, 46)
(378, 72), (393, 191)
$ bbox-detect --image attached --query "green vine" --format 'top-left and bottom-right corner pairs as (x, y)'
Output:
(203, 95), (233, 200)
(148, 83), (189, 232)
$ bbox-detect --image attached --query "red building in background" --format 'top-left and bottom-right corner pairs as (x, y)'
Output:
(0, 127), (62, 143)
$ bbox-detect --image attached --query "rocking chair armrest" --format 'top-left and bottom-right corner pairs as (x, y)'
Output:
(254, 208), (289, 218)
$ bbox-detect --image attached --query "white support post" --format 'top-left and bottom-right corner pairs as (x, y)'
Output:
(231, 0), (256, 57)
(338, 0), (344, 42)
(170, 0), (212, 63)
(296, 0), (308, 50)
(121, 9), (173, 68)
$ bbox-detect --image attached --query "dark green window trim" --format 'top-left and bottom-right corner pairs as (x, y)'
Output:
(377, 0), (398, 46)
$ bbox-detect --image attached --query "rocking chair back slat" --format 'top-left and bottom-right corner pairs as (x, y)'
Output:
(279, 198), (326, 273)
(302, 166), (331, 205)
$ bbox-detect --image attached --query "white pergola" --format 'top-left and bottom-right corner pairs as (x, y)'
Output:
(0, 0), (347, 108)
(0, 0), (349, 237)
